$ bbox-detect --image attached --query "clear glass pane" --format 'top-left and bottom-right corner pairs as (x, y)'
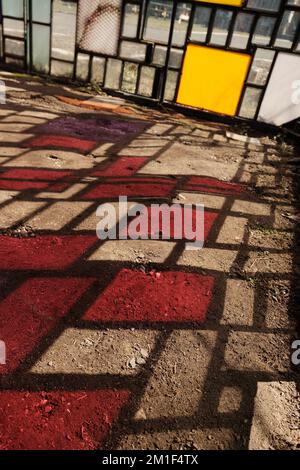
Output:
(169, 49), (183, 68)
(152, 45), (167, 66)
(138, 66), (155, 97)
(32, 24), (50, 73)
(164, 70), (178, 101)
(274, 10), (300, 49)
(91, 57), (106, 84)
(5, 56), (24, 68)
(76, 53), (90, 81)
(152, 46), (183, 68)
(252, 16), (276, 45)
(172, 3), (192, 47)
(5, 38), (24, 56)
(239, 87), (262, 119)
(105, 58), (122, 89)
(143, 0), (174, 44)
(52, 0), (76, 61)
(191, 7), (211, 42)
(210, 10), (233, 46)
(2, 0), (23, 18)
(122, 62), (138, 93)
(0, 26), (3, 59)
(3, 18), (24, 38)
(246, 0), (281, 11)
(120, 41), (146, 62)
(230, 13), (254, 49)
(122, 3), (140, 38)
(32, 0), (51, 23)
(247, 48), (275, 85)
(51, 59), (74, 78)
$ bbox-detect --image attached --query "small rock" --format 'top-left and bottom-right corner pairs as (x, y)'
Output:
(134, 408), (147, 421)
(226, 131), (261, 145)
(136, 356), (146, 365)
(128, 358), (136, 369)
(140, 348), (149, 359)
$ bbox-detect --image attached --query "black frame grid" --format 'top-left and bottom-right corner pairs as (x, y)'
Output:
(1, 0), (27, 69)
(1, 0), (300, 126)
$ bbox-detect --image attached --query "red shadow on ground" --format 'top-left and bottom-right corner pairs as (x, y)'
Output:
(1, 169), (73, 180)
(23, 135), (97, 154)
(0, 277), (95, 375)
(92, 157), (149, 177)
(82, 178), (177, 199)
(84, 269), (214, 323)
(183, 177), (247, 196)
(0, 390), (129, 450)
(0, 235), (98, 271)
(0, 180), (50, 191)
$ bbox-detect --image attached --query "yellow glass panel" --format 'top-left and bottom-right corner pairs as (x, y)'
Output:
(196, 0), (243, 6)
(177, 45), (251, 116)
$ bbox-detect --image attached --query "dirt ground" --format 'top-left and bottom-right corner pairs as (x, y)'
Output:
(0, 71), (299, 450)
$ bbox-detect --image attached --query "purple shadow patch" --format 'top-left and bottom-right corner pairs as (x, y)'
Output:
(34, 116), (147, 142)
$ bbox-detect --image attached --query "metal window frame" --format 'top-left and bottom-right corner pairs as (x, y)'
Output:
(1, 0), (300, 128)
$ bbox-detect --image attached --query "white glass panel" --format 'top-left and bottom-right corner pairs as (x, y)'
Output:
(2, 0), (23, 18)
(258, 53), (300, 126)
(32, 24), (50, 73)
(32, 0), (51, 23)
